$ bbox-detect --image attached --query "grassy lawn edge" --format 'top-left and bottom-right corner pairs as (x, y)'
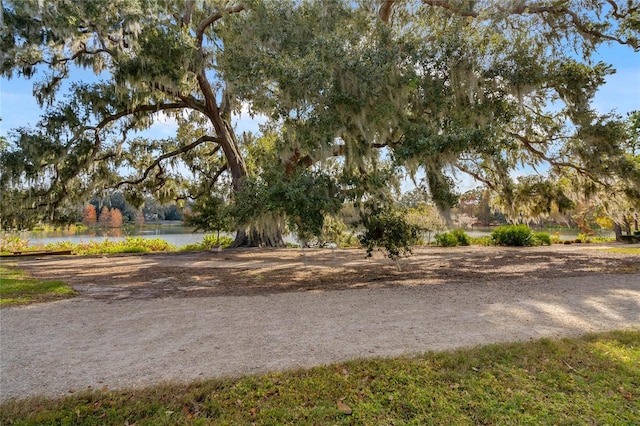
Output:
(1, 329), (638, 425)
(0, 264), (77, 307)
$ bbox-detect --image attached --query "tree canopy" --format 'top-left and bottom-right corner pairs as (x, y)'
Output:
(1, 0), (639, 244)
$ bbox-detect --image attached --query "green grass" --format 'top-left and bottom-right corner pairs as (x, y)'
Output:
(599, 247), (640, 255)
(0, 265), (76, 306)
(1, 330), (638, 425)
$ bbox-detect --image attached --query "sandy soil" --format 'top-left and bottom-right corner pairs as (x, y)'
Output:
(1, 244), (639, 401)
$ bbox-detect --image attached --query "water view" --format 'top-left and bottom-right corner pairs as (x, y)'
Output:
(13, 223), (615, 248)
(17, 223), (209, 248)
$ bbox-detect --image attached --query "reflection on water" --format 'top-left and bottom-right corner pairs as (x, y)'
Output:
(18, 224), (209, 248)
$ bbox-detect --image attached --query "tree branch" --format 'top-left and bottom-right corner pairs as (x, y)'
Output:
(422, 0), (478, 17)
(93, 102), (189, 130)
(379, 0), (396, 23)
(387, 1), (639, 49)
(116, 135), (221, 188)
(455, 163), (496, 190)
(507, 131), (608, 186)
(195, 3), (245, 46)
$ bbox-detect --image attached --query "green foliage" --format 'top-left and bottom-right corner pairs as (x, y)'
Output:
(434, 232), (458, 247)
(184, 195), (231, 234)
(2, 0), (639, 244)
(491, 224), (534, 246)
(533, 232), (552, 246)
(232, 165), (343, 244)
(179, 235), (234, 252)
(469, 236), (495, 246)
(358, 204), (420, 261)
(576, 233), (592, 243)
(45, 237), (175, 255)
(434, 229), (471, 247)
(2, 331), (639, 424)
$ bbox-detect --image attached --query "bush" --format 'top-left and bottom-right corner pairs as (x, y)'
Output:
(435, 232), (458, 247)
(576, 233), (592, 243)
(180, 235), (234, 251)
(450, 229), (470, 246)
(470, 236), (494, 246)
(358, 205), (420, 261)
(533, 232), (551, 246)
(435, 230), (470, 247)
(491, 224), (534, 246)
(1, 236), (32, 253)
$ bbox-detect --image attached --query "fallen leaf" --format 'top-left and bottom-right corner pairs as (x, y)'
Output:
(337, 399), (352, 415)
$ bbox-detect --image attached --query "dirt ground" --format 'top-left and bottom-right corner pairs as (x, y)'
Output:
(1, 244), (639, 402)
(13, 244), (640, 300)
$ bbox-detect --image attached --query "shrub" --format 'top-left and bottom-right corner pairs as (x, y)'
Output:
(550, 233), (562, 244)
(450, 229), (470, 246)
(470, 236), (494, 246)
(435, 232), (458, 247)
(358, 205), (420, 261)
(180, 235), (234, 251)
(435, 229), (470, 247)
(592, 236), (615, 243)
(533, 232), (552, 246)
(491, 224), (534, 246)
(576, 233), (592, 243)
(1, 236), (32, 253)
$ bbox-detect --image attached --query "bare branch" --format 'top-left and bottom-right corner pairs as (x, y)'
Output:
(455, 163), (496, 190)
(195, 3), (245, 46)
(94, 102), (189, 131)
(418, 1), (638, 49)
(116, 135), (221, 188)
(422, 0), (478, 17)
(507, 131), (608, 186)
(378, 0), (396, 23)
(182, 0), (195, 26)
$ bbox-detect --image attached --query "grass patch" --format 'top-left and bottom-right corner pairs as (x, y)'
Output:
(0, 265), (76, 306)
(599, 247), (640, 255)
(1, 330), (638, 425)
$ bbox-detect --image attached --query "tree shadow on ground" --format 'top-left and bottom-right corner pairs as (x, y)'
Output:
(13, 246), (640, 300)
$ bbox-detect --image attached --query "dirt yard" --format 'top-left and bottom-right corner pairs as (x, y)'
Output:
(13, 244), (640, 300)
(1, 244), (639, 401)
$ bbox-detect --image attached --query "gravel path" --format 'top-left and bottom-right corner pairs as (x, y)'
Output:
(2, 272), (639, 401)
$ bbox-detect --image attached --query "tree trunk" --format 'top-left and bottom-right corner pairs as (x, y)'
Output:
(198, 73), (285, 248)
(614, 222), (623, 241)
(232, 227), (285, 248)
(623, 215), (631, 235)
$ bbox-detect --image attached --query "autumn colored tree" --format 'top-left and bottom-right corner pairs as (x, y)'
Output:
(98, 207), (111, 228)
(135, 210), (145, 227)
(109, 208), (124, 228)
(82, 205), (97, 226)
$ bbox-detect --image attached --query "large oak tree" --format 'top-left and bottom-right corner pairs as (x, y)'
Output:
(1, 0), (639, 243)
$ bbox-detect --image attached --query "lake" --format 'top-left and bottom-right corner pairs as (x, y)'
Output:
(12, 223), (614, 248)
(15, 224), (210, 248)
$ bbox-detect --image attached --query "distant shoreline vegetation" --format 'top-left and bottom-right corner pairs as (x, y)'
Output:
(1, 225), (619, 257)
